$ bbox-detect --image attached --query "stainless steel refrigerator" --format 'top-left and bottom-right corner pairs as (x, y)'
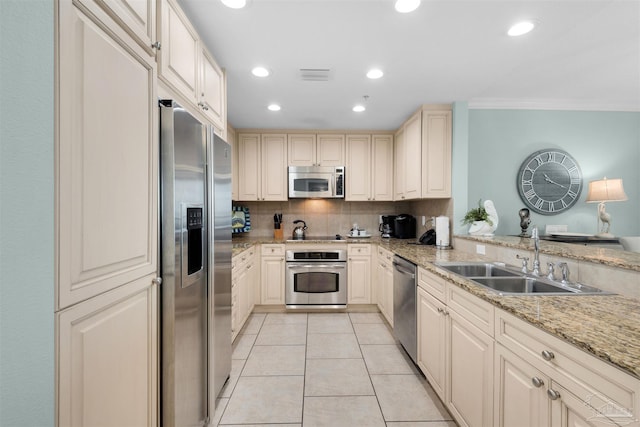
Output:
(159, 100), (231, 427)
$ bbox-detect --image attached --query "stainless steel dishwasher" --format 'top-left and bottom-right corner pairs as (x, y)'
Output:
(393, 255), (417, 363)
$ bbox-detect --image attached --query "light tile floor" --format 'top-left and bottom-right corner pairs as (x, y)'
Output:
(213, 312), (457, 427)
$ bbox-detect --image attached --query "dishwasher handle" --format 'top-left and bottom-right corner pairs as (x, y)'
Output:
(393, 262), (416, 279)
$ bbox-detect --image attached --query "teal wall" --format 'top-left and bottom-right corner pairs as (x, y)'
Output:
(465, 109), (640, 236)
(0, 1), (55, 426)
(451, 102), (469, 234)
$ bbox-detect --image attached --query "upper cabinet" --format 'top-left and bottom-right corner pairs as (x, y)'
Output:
(288, 133), (345, 166)
(158, 0), (226, 135)
(237, 133), (288, 201)
(78, 0), (157, 55)
(346, 134), (393, 201)
(395, 105), (452, 200)
(228, 124), (238, 201)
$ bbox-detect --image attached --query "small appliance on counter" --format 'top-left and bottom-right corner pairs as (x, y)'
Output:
(394, 214), (416, 239)
(379, 215), (397, 238)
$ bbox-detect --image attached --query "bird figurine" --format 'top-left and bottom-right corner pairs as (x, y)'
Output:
(598, 202), (612, 235)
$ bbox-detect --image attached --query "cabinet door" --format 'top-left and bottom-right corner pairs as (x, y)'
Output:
(228, 126), (238, 200)
(383, 260), (394, 327)
(348, 255), (371, 304)
(261, 134), (288, 201)
(422, 110), (452, 198)
(58, 1), (158, 309)
(261, 256), (285, 304)
(288, 134), (316, 166)
(346, 135), (372, 201)
(372, 134), (394, 201)
(317, 134), (345, 166)
(199, 47), (226, 131)
(237, 133), (260, 201)
(159, 0), (199, 103)
(550, 382), (610, 427)
(81, 0), (156, 53)
(404, 112), (422, 199)
(448, 308), (494, 427)
(394, 127), (405, 200)
(58, 276), (158, 427)
(417, 287), (447, 400)
(495, 345), (550, 427)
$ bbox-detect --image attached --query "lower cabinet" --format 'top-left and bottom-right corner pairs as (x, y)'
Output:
(57, 275), (158, 427)
(231, 246), (256, 341)
(261, 244), (285, 304)
(348, 244), (371, 304)
(375, 246), (394, 326)
(417, 267), (494, 427)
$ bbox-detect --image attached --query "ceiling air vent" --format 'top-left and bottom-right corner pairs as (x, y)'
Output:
(299, 68), (332, 82)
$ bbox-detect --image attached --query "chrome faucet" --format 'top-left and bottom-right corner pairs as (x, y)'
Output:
(531, 227), (541, 276)
(558, 262), (570, 284)
(546, 262), (555, 281)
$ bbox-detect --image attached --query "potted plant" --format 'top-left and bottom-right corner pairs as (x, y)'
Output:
(461, 199), (497, 235)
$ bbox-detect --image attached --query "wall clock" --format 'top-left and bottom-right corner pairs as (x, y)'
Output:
(516, 149), (583, 215)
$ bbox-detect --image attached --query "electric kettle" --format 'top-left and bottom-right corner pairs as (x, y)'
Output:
(292, 219), (307, 240)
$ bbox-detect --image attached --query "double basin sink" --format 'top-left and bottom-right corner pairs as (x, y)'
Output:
(435, 262), (611, 296)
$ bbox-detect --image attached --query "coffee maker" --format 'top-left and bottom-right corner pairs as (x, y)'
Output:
(379, 215), (397, 238)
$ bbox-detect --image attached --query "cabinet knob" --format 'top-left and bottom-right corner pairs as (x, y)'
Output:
(151, 41), (161, 50)
(541, 350), (555, 361)
(437, 307), (444, 313)
(271, 248), (275, 253)
(531, 377), (544, 388)
(547, 389), (561, 400)
(152, 277), (162, 285)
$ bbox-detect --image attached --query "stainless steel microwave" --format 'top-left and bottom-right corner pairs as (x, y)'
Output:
(288, 166), (345, 198)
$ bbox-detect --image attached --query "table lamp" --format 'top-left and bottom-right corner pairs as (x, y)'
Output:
(585, 177), (628, 238)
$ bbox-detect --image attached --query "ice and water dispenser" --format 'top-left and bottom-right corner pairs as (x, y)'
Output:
(182, 206), (204, 288)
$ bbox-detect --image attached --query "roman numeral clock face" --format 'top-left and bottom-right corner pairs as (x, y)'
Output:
(517, 149), (583, 215)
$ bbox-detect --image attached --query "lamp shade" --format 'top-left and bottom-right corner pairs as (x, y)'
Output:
(585, 178), (628, 203)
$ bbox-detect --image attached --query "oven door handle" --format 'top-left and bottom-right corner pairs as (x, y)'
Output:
(287, 264), (346, 269)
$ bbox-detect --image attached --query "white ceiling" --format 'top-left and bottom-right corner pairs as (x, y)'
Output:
(178, 0), (640, 131)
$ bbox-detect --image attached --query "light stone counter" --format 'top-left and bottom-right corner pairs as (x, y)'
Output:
(232, 235), (640, 378)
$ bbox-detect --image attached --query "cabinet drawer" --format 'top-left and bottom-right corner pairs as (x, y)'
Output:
(496, 309), (640, 422)
(418, 267), (447, 303)
(378, 246), (394, 262)
(262, 244), (285, 256)
(447, 284), (494, 337)
(349, 244), (371, 256)
(233, 246), (255, 271)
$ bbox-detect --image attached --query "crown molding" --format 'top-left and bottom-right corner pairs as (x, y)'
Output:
(467, 98), (640, 112)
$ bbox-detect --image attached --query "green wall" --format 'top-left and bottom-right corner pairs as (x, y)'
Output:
(0, 1), (55, 425)
(466, 109), (640, 237)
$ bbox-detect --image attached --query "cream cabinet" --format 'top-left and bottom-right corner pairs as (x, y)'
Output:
(345, 135), (372, 201)
(57, 0), (158, 309)
(232, 246), (256, 341)
(57, 3), (159, 424)
(495, 309), (640, 427)
(237, 133), (287, 201)
(261, 134), (288, 201)
(288, 133), (345, 166)
(395, 105), (452, 200)
(417, 268), (494, 427)
(422, 110), (452, 198)
(261, 244), (285, 305)
(158, 0), (199, 103)
(57, 275), (158, 427)
(347, 244), (371, 304)
(372, 134), (394, 201)
(199, 46), (226, 132)
(346, 134), (393, 201)
(228, 124), (238, 200)
(78, 0), (157, 54)
(375, 246), (394, 326)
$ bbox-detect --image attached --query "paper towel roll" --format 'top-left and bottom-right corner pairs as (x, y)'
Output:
(435, 216), (450, 247)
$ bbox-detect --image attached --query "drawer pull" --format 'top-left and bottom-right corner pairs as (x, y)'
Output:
(541, 350), (555, 361)
(547, 389), (560, 400)
(531, 377), (544, 388)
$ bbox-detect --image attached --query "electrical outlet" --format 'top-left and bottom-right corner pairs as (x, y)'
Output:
(476, 244), (486, 255)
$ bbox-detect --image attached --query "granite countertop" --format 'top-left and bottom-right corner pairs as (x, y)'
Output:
(232, 235), (640, 379)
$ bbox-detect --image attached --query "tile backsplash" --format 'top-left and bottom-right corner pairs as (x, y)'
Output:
(233, 199), (453, 239)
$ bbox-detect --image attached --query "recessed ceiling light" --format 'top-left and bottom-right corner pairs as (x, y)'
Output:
(366, 69), (384, 79)
(267, 104), (281, 112)
(395, 0), (420, 13)
(508, 21), (536, 36)
(252, 66), (270, 77)
(353, 105), (366, 113)
(221, 0), (246, 9)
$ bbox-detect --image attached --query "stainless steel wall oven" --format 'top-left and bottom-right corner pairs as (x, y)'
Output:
(285, 248), (347, 308)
